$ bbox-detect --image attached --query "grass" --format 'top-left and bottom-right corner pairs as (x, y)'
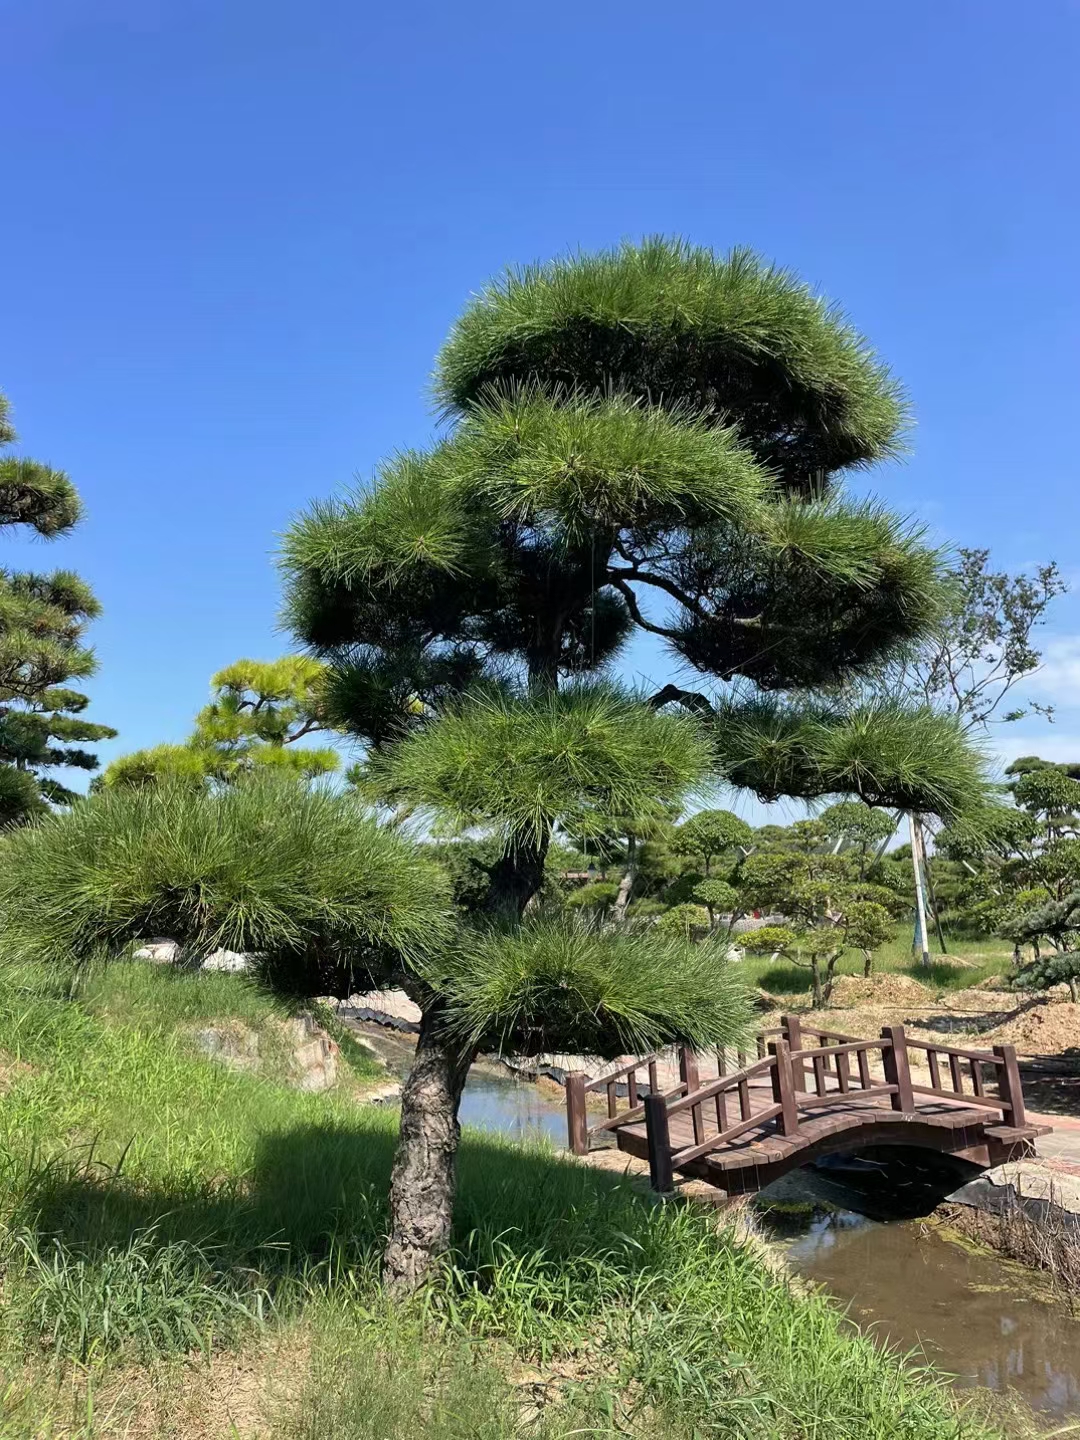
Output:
(0, 956), (997, 1437)
(739, 926), (1015, 1005)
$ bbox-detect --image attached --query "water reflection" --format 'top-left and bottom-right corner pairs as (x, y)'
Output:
(459, 1072), (568, 1145)
(785, 1206), (1080, 1417)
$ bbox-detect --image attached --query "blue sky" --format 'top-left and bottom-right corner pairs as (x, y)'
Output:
(4, 0), (1079, 821)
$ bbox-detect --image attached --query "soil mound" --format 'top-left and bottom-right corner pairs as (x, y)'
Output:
(829, 974), (931, 1008)
(986, 1001), (1080, 1055)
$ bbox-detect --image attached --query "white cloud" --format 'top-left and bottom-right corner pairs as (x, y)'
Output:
(1029, 636), (1080, 706)
(990, 729), (1080, 772)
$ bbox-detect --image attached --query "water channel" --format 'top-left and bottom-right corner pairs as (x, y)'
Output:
(459, 1067), (1080, 1424)
(783, 1205), (1080, 1419)
(355, 1024), (1080, 1422)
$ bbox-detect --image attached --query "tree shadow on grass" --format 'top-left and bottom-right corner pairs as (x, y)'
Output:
(16, 1119), (654, 1308)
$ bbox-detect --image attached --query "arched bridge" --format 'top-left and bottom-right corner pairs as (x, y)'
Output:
(564, 1017), (1051, 1193)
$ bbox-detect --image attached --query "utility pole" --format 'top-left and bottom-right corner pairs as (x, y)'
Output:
(908, 812), (931, 968)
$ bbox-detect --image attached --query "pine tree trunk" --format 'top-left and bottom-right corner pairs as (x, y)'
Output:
(610, 836), (636, 926)
(863, 949), (873, 979)
(383, 1004), (474, 1296)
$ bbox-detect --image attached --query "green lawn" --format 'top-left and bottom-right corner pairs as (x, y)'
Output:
(0, 958), (996, 1438)
(738, 925), (1015, 1004)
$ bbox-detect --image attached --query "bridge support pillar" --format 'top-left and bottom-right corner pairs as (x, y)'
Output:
(881, 1025), (915, 1111)
(565, 1072), (589, 1155)
(645, 1094), (674, 1193)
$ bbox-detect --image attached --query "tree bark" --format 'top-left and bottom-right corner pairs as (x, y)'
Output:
(483, 835), (549, 919)
(610, 835), (636, 926)
(383, 1004), (474, 1296)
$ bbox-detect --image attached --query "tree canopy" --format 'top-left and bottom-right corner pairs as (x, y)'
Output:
(284, 239), (985, 821)
(98, 656), (338, 790)
(0, 389), (115, 818)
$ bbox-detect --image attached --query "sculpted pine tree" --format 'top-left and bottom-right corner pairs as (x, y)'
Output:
(283, 240), (987, 1291)
(0, 390), (115, 818)
(98, 656), (338, 789)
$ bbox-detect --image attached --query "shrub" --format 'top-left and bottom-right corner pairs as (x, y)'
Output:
(0, 777), (451, 997)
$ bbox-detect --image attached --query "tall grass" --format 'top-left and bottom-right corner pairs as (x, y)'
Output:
(0, 959), (992, 1437)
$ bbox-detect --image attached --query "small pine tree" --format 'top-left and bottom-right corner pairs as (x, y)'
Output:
(99, 656), (337, 789)
(0, 390), (115, 816)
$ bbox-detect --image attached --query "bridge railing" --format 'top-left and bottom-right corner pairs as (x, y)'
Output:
(904, 1035), (1026, 1128)
(566, 1041), (767, 1155)
(566, 1015), (1030, 1176)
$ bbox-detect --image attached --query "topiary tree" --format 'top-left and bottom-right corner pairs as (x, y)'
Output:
(0, 390), (115, 816)
(98, 656), (338, 790)
(737, 847), (893, 1003)
(656, 901), (712, 937)
(282, 239), (988, 1290)
(670, 809), (753, 876)
(819, 801), (895, 877)
(692, 877), (740, 930)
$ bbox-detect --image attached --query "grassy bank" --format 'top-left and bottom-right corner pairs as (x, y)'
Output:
(0, 959), (991, 1437)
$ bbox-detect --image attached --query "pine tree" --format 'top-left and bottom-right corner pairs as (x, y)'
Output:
(98, 656), (338, 789)
(0, 390), (114, 817)
(282, 240), (989, 1290)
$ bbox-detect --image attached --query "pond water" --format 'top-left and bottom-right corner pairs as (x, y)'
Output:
(783, 1204), (1080, 1419)
(353, 1021), (1080, 1420)
(455, 1074), (1080, 1421)
(458, 1071), (569, 1145)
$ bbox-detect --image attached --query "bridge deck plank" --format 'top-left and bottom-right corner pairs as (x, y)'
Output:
(614, 1076), (1043, 1190)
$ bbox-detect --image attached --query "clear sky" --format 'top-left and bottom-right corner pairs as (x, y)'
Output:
(5, 0), (1079, 820)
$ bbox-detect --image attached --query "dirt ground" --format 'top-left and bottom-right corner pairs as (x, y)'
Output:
(759, 977), (1080, 1122)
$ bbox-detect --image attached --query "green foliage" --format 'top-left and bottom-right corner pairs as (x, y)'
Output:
(0, 778), (451, 996)
(669, 808), (752, 873)
(191, 655), (338, 780)
(1012, 931), (1080, 998)
(936, 805), (1041, 863)
(714, 695), (989, 820)
(372, 683), (715, 849)
(436, 238), (907, 485)
(100, 656), (337, 790)
(845, 901), (894, 954)
(285, 240), (985, 824)
(693, 877), (738, 914)
(0, 391), (113, 819)
(1012, 766), (1080, 831)
(820, 800), (895, 850)
(737, 841), (895, 1000)
(655, 902), (712, 936)
(432, 916), (754, 1058)
(95, 741), (211, 792)
(0, 394), (81, 536)
(739, 925), (798, 956)
(450, 388), (770, 543)
(564, 880), (619, 913)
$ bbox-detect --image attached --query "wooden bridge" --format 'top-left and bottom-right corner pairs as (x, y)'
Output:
(564, 1017), (1051, 1193)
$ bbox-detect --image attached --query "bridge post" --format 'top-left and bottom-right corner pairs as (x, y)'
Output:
(644, 1094), (675, 1193)
(782, 1014), (807, 1092)
(881, 1026), (914, 1112)
(993, 1043), (1027, 1128)
(565, 1072), (589, 1155)
(679, 1046), (700, 1095)
(769, 1040), (799, 1136)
